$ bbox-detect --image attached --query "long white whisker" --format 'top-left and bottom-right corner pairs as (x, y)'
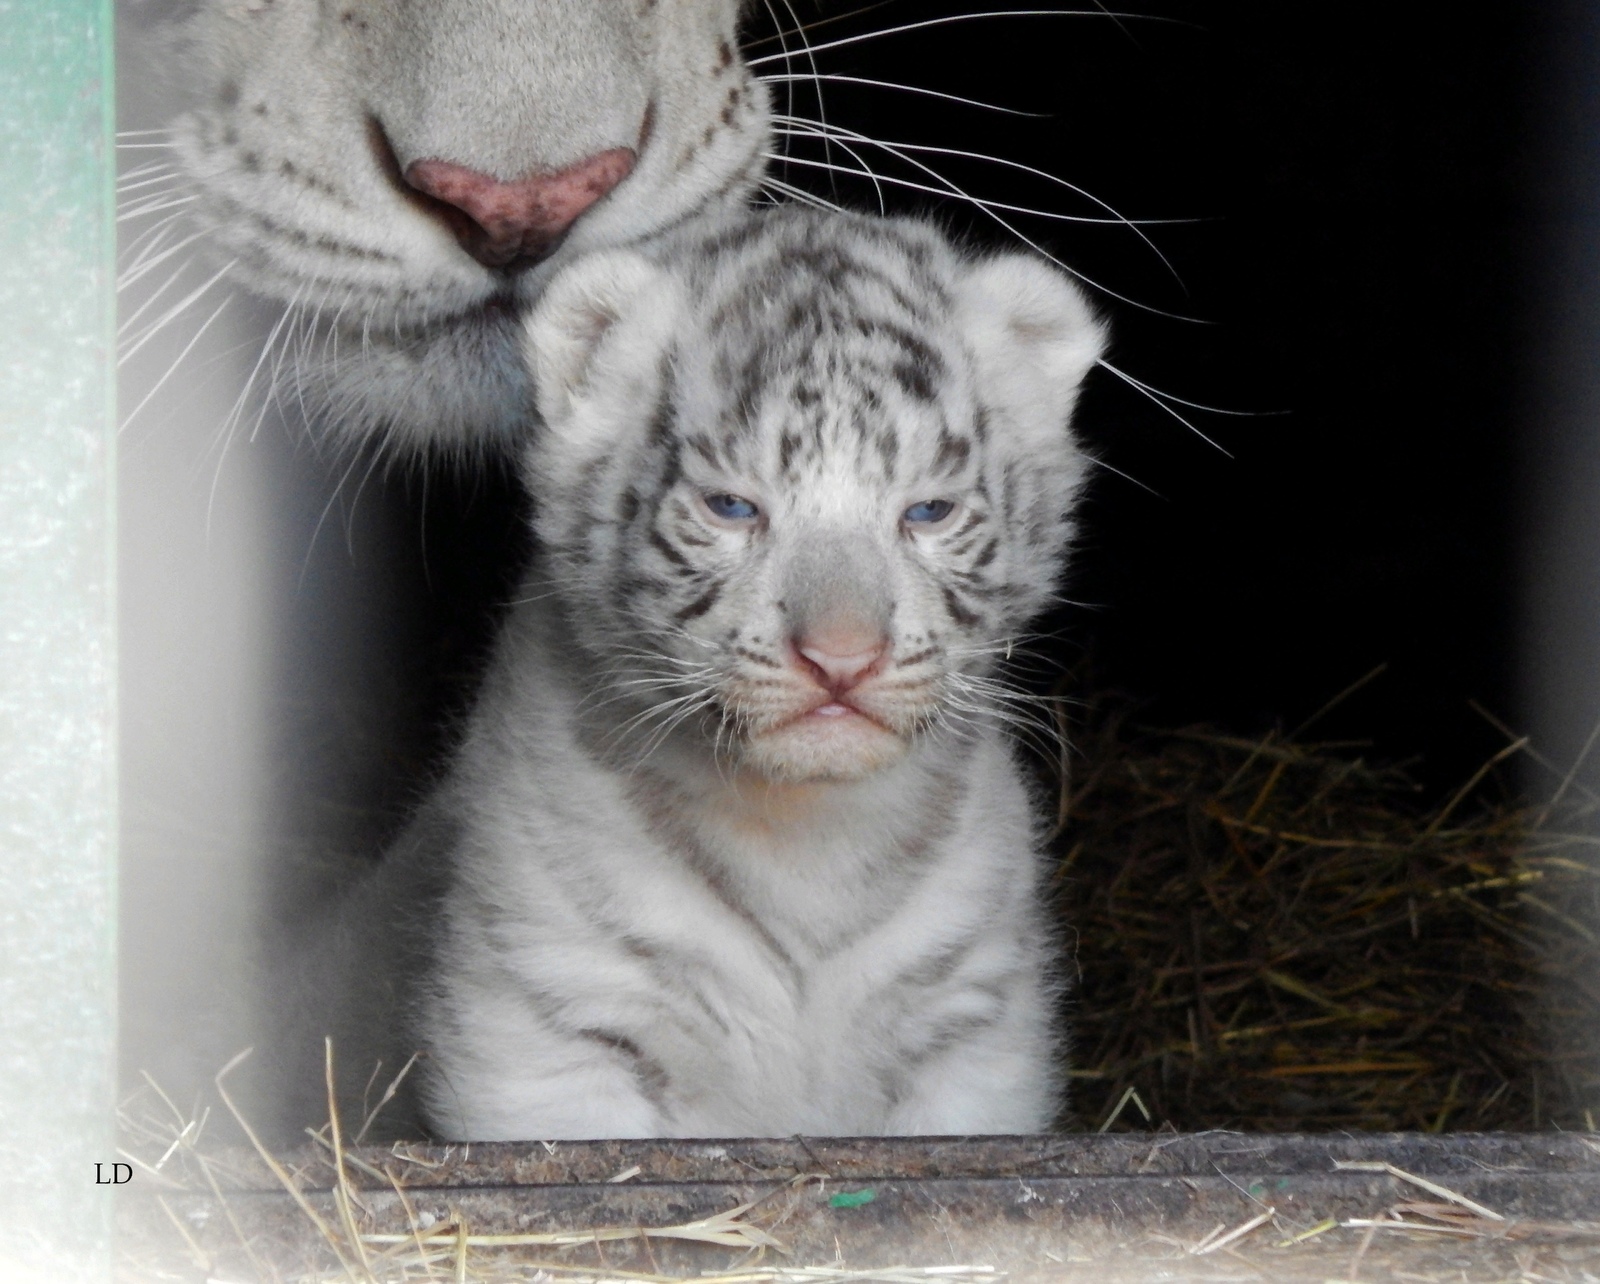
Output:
(952, 682), (1069, 716)
(941, 681), (1062, 758)
(1094, 357), (1231, 455)
(770, 137), (1171, 228)
(776, 0), (837, 198)
(774, 116), (1193, 248)
(294, 297), (334, 431)
(590, 673), (720, 702)
(774, 130), (887, 214)
(116, 193), (196, 224)
(340, 442), (392, 556)
(1094, 358), (1275, 417)
(580, 675), (720, 724)
(606, 688), (715, 753)
(607, 639), (719, 662)
(205, 298), (297, 530)
(760, 73), (1046, 118)
(747, 10), (1172, 66)
(756, 0), (798, 187)
(118, 228), (210, 292)
(1086, 453), (1161, 497)
(115, 178), (181, 203)
(117, 296), (233, 434)
(284, 300), (314, 426)
(118, 259), (236, 364)
(118, 259), (201, 344)
(303, 445), (377, 587)
(117, 215), (187, 274)
(116, 169), (181, 195)
(255, 292), (307, 441)
(629, 701), (713, 766)
(759, 177), (846, 214)
(741, 0), (898, 51)
(761, 143), (1202, 321)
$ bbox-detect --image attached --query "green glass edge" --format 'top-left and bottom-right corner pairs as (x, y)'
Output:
(0, 0), (119, 1279)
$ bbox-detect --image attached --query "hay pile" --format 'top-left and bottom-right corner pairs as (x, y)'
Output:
(1052, 686), (1600, 1133)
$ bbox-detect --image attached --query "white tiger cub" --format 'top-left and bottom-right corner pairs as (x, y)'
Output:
(305, 208), (1104, 1140)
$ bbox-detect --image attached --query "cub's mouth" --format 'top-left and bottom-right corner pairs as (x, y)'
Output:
(806, 701), (868, 721)
(739, 706), (910, 784)
(782, 698), (893, 734)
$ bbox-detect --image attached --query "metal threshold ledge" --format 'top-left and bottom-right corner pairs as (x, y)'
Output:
(120, 1132), (1600, 1282)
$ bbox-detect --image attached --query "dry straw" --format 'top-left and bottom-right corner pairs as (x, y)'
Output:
(121, 1045), (1006, 1284)
(1051, 681), (1600, 1133)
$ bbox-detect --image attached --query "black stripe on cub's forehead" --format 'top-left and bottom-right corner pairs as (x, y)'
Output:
(567, 209), (989, 534)
(691, 211), (953, 359)
(664, 218), (971, 487)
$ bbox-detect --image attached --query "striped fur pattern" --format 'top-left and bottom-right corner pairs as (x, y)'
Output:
(164, 0), (769, 450)
(314, 209), (1105, 1140)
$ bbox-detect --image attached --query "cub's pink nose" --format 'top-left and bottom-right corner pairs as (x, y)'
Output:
(796, 631), (889, 693)
(404, 148), (636, 269)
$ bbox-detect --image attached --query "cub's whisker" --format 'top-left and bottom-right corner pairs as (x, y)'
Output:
(1093, 357), (1231, 456)
(1095, 356), (1278, 419)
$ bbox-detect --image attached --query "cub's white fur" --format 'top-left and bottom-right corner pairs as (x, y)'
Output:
(163, 0), (770, 450)
(287, 209), (1104, 1140)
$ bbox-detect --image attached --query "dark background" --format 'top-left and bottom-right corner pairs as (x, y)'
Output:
(343, 4), (1553, 816)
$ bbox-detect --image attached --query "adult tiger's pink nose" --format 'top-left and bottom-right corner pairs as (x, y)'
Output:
(404, 148), (637, 269)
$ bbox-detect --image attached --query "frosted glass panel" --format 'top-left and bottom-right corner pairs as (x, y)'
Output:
(0, 0), (117, 1280)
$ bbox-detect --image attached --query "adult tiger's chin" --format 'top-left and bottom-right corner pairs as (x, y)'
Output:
(308, 301), (533, 455)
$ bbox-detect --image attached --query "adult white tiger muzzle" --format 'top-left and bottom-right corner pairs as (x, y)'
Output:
(170, 0), (770, 448)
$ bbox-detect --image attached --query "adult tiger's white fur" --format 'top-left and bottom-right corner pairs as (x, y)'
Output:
(287, 209), (1105, 1140)
(163, 0), (770, 451)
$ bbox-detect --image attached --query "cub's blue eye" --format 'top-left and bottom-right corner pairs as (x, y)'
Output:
(703, 492), (760, 522)
(903, 499), (956, 525)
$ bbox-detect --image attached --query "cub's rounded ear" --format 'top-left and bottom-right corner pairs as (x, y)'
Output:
(522, 250), (681, 426)
(953, 254), (1107, 430)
